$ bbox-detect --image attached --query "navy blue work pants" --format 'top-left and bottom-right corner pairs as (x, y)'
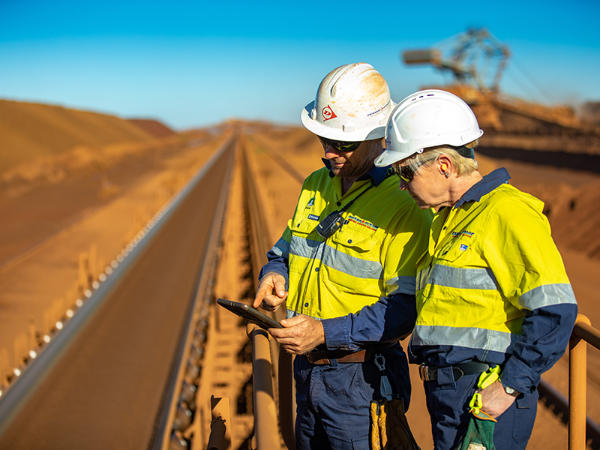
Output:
(294, 347), (410, 450)
(423, 369), (538, 449)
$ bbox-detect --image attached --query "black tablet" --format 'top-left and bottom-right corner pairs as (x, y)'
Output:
(216, 298), (283, 330)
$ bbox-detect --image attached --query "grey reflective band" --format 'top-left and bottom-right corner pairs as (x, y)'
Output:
(290, 235), (323, 259)
(290, 235), (383, 280)
(270, 237), (290, 259)
(321, 247), (382, 279)
(387, 276), (417, 296)
(421, 264), (498, 290)
(519, 283), (577, 310)
(286, 309), (320, 320)
(411, 325), (516, 354)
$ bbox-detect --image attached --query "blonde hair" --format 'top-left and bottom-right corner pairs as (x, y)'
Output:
(406, 140), (479, 176)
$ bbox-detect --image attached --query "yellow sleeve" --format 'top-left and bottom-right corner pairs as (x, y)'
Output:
(482, 193), (574, 310)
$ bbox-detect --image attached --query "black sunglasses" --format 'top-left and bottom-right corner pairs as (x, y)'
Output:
(392, 165), (416, 183)
(318, 136), (362, 153)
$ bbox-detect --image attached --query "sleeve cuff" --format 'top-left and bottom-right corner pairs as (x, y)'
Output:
(501, 356), (539, 394)
(322, 316), (353, 351)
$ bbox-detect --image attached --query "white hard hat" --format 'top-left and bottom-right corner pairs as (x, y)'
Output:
(301, 63), (393, 141)
(375, 89), (483, 167)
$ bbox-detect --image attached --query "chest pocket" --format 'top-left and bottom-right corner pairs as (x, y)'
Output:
(287, 215), (325, 270)
(435, 236), (473, 265)
(324, 220), (383, 296)
(289, 214), (318, 236)
(331, 219), (381, 253)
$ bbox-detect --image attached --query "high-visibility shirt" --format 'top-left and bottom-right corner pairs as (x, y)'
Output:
(409, 168), (577, 393)
(263, 165), (432, 322)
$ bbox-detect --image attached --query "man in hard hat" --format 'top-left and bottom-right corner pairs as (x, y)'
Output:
(253, 63), (431, 449)
(375, 89), (577, 449)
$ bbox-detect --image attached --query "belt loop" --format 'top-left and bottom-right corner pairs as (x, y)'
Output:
(453, 366), (465, 381)
(418, 364), (428, 381)
(436, 366), (456, 385)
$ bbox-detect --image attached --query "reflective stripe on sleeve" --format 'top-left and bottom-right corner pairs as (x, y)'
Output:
(270, 237), (290, 259)
(290, 235), (382, 280)
(424, 264), (498, 290)
(411, 324), (515, 354)
(519, 283), (577, 310)
(286, 309), (320, 320)
(387, 276), (417, 296)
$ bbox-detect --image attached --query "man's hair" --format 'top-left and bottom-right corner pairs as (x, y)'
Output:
(407, 140), (479, 176)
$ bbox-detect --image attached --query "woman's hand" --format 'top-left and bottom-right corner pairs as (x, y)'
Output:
(480, 380), (517, 418)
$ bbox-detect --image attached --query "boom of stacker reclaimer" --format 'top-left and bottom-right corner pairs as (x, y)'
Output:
(401, 28), (594, 135)
(403, 27), (509, 94)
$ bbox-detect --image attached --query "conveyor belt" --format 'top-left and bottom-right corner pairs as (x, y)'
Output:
(0, 140), (234, 449)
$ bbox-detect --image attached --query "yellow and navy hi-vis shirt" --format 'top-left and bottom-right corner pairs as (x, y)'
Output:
(266, 165), (432, 320)
(408, 168), (577, 393)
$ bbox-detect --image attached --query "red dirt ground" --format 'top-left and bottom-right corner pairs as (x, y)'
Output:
(0, 101), (229, 385)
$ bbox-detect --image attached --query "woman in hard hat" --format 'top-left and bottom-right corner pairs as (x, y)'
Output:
(254, 64), (430, 449)
(375, 89), (577, 449)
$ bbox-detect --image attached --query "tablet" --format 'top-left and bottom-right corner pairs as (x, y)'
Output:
(216, 298), (283, 330)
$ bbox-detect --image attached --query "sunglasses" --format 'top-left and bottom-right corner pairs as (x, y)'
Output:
(392, 154), (440, 182)
(392, 164), (416, 183)
(318, 136), (362, 153)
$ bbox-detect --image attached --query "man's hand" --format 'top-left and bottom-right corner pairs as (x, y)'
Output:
(268, 315), (325, 355)
(253, 272), (288, 311)
(480, 380), (517, 418)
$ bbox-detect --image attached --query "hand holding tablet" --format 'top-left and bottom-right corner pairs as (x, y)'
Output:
(216, 298), (283, 330)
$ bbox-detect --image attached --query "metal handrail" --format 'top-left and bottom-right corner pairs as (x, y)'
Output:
(248, 324), (281, 449)
(241, 140), (296, 448)
(569, 314), (600, 449)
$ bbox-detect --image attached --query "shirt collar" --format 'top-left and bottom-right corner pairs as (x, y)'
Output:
(321, 158), (390, 186)
(454, 168), (511, 208)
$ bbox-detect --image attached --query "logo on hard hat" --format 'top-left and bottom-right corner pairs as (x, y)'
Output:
(322, 105), (337, 121)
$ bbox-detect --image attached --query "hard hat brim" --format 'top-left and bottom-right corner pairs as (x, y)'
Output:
(301, 101), (386, 142)
(374, 128), (484, 168)
(374, 149), (412, 167)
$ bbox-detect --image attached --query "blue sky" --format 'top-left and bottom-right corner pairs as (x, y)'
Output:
(1, 0), (599, 129)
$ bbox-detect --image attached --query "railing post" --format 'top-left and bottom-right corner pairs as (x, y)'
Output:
(247, 324), (280, 449)
(569, 314), (590, 450)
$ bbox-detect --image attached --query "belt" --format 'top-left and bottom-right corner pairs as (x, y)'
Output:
(306, 349), (369, 365)
(418, 361), (490, 382)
